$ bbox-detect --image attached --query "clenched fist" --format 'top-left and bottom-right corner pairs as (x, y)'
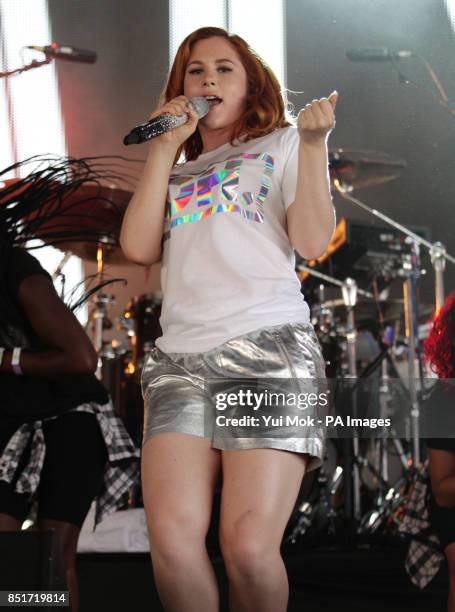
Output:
(297, 91), (338, 145)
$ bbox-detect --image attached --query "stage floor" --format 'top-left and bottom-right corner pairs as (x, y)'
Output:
(77, 542), (448, 611)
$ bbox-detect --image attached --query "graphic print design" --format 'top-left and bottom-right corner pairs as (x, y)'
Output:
(163, 152), (275, 240)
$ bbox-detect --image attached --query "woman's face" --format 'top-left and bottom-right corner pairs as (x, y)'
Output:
(183, 36), (249, 133)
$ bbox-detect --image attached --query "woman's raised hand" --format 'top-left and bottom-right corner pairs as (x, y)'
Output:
(297, 91), (338, 145)
(149, 95), (200, 148)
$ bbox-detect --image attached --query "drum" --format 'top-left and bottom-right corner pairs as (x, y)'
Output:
(99, 342), (143, 446)
(122, 293), (162, 370)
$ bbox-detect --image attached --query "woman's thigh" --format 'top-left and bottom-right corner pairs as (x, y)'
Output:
(141, 433), (221, 546)
(0, 419), (34, 525)
(219, 448), (307, 548)
(38, 412), (107, 527)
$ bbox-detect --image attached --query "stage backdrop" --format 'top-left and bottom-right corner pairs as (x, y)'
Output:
(46, 0), (455, 328)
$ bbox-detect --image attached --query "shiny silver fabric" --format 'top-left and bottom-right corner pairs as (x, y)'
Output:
(141, 322), (327, 471)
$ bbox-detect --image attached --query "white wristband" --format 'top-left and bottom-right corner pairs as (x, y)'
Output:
(11, 347), (24, 375)
(0, 347), (4, 367)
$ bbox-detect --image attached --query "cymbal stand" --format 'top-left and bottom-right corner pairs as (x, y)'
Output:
(297, 265), (373, 530)
(51, 251), (72, 299)
(341, 278), (362, 524)
(89, 241), (113, 379)
(297, 263), (373, 299)
(400, 243), (421, 466)
(430, 241), (446, 313)
(333, 180), (455, 322)
(332, 182), (455, 468)
(355, 343), (413, 535)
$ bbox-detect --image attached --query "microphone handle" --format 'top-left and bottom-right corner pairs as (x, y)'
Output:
(49, 47), (97, 63)
(123, 112), (189, 146)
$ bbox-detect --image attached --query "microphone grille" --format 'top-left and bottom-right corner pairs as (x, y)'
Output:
(189, 96), (209, 118)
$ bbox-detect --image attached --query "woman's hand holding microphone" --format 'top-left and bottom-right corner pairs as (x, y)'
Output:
(148, 96), (200, 149)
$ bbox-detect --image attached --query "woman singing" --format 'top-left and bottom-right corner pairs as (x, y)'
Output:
(120, 26), (337, 612)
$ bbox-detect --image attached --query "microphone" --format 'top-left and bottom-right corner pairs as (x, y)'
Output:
(123, 96), (209, 146)
(26, 43), (97, 64)
(346, 47), (414, 62)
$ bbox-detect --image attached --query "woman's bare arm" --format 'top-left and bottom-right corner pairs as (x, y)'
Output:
(120, 95), (199, 265)
(0, 274), (97, 376)
(428, 447), (455, 508)
(287, 92), (338, 260)
(120, 140), (179, 265)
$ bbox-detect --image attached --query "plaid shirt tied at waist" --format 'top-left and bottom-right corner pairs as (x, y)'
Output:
(398, 460), (445, 589)
(0, 401), (140, 530)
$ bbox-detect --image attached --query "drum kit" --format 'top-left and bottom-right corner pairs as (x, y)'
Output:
(3, 148), (454, 541)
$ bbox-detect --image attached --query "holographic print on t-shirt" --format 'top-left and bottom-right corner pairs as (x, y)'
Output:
(163, 152), (274, 240)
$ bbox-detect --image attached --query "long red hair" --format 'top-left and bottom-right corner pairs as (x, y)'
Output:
(159, 27), (295, 164)
(424, 291), (455, 378)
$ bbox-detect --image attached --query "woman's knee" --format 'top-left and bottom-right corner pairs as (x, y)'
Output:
(147, 513), (209, 566)
(0, 513), (22, 531)
(219, 514), (280, 579)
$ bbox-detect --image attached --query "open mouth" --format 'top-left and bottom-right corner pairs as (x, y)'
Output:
(205, 96), (222, 108)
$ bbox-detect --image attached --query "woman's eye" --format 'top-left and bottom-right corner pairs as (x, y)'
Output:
(188, 67), (232, 75)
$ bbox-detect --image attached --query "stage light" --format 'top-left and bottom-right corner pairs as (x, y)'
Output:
(169, 0), (225, 66)
(169, 0), (285, 88)
(0, 0), (85, 323)
(228, 0), (285, 88)
(446, 0), (455, 31)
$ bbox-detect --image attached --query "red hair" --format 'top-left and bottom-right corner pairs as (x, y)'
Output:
(159, 26), (295, 164)
(424, 291), (455, 378)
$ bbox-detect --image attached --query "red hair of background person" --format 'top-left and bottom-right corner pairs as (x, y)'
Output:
(424, 291), (455, 379)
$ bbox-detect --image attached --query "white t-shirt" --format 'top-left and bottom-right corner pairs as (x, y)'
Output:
(155, 125), (311, 353)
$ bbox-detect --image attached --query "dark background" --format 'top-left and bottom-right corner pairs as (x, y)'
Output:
(47, 0), (455, 311)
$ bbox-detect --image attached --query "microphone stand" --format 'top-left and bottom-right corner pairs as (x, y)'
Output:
(0, 58), (51, 79)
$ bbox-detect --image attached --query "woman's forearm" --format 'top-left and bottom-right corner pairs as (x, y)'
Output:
(287, 140), (335, 260)
(0, 348), (97, 376)
(120, 141), (179, 265)
(433, 475), (455, 508)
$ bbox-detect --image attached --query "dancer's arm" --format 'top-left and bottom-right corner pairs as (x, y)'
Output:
(429, 448), (455, 507)
(0, 274), (96, 376)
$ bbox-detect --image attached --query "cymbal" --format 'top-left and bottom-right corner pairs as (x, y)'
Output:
(329, 149), (407, 190)
(1, 180), (134, 265)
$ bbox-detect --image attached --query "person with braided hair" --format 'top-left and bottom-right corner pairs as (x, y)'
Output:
(0, 160), (139, 612)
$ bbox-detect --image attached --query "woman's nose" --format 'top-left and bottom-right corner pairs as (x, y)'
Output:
(203, 78), (216, 86)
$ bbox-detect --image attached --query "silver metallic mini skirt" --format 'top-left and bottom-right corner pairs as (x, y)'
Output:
(141, 322), (327, 472)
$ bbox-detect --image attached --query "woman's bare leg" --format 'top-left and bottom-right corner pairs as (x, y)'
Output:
(219, 448), (307, 612)
(445, 542), (455, 612)
(37, 519), (80, 612)
(142, 433), (221, 612)
(0, 513), (21, 530)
